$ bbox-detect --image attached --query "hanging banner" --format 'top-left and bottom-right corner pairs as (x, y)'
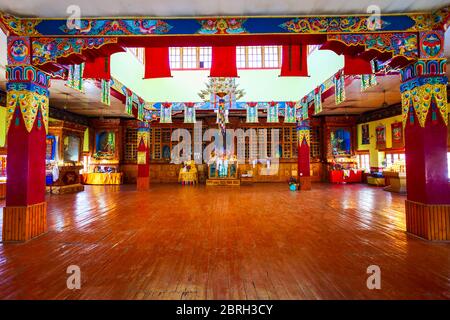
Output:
(216, 99), (229, 133)
(137, 97), (145, 121)
(280, 44), (309, 77)
(101, 79), (111, 106)
(84, 56), (111, 80)
(284, 102), (296, 123)
(302, 101), (309, 120)
(376, 125), (386, 150)
(391, 122), (404, 149)
(144, 47), (172, 79)
(210, 46), (238, 78)
(184, 102), (196, 123)
(67, 63), (84, 92)
(125, 89), (133, 115)
(246, 102), (259, 123)
(160, 102), (172, 123)
(267, 101), (279, 123)
(361, 74), (377, 91)
(334, 70), (346, 105)
(314, 87), (322, 115)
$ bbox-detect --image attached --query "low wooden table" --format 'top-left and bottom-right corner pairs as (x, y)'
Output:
(383, 171), (407, 193)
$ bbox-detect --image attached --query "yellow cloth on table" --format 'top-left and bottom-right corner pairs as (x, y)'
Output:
(178, 171), (198, 184)
(82, 173), (123, 185)
(178, 161), (198, 184)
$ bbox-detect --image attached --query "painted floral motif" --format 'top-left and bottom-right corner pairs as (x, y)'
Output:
(327, 33), (418, 59)
(420, 31), (444, 58)
(32, 37), (118, 65)
(279, 16), (390, 33)
(0, 13), (42, 36)
(8, 38), (30, 64)
(197, 18), (247, 34)
(59, 19), (172, 35)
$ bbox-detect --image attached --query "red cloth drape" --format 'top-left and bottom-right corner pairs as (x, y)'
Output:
(83, 56), (111, 80)
(210, 46), (238, 77)
(343, 55), (373, 75)
(280, 44), (308, 77)
(144, 47), (171, 79)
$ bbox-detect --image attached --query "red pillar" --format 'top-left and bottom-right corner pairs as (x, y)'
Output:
(297, 121), (311, 190)
(3, 64), (50, 242)
(136, 123), (150, 191)
(400, 55), (450, 240)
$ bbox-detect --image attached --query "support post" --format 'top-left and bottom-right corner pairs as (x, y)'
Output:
(400, 40), (450, 240)
(3, 40), (50, 241)
(297, 120), (311, 190)
(136, 122), (150, 191)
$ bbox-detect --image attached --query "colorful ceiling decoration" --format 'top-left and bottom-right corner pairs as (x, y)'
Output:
(1, 10), (446, 37)
(58, 19), (172, 36)
(197, 18), (247, 34)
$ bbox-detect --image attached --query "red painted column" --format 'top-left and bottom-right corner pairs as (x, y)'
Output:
(3, 63), (50, 242)
(297, 120), (311, 190)
(136, 122), (150, 191)
(400, 52), (450, 240)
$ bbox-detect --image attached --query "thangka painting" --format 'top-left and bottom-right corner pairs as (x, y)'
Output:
(391, 122), (404, 149)
(330, 128), (351, 156)
(376, 125), (386, 150)
(95, 131), (116, 159)
(361, 124), (370, 145)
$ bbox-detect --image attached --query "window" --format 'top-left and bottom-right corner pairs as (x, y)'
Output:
(247, 46), (263, 68)
(124, 128), (138, 162)
(169, 47), (182, 69)
(357, 154), (370, 172)
(264, 46), (279, 68)
(127, 48), (144, 64)
(385, 152), (406, 170)
(199, 47), (212, 68)
(168, 46), (281, 70)
(236, 46), (246, 69)
(182, 47), (197, 69)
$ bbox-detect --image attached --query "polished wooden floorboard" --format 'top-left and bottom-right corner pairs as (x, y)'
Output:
(0, 183), (449, 299)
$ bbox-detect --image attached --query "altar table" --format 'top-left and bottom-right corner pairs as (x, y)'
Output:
(178, 171), (198, 184)
(81, 172), (123, 185)
(329, 170), (363, 183)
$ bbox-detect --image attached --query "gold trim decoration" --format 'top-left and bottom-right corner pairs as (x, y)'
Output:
(7, 89), (49, 133)
(401, 83), (447, 127)
(298, 129), (310, 147)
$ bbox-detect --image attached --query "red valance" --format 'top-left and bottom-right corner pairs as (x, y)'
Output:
(280, 44), (308, 77)
(144, 47), (172, 79)
(83, 56), (111, 80)
(343, 55), (373, 75)
(210, 46), (238, 78)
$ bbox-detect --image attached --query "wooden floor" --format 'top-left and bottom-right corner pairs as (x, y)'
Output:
(0, 183), (449, 300)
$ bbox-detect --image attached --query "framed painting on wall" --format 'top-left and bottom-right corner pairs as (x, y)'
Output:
(361, 124), (370, 145)
(391, 122), (404, 149)
(330, 128), (351, 156)
(376, 125), (386, 150)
